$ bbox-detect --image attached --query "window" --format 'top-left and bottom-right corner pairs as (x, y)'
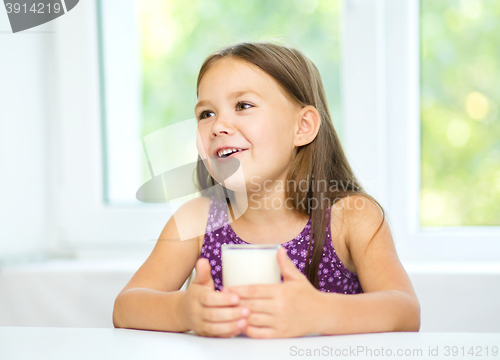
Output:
(341, 0), (500, 264)
(420, 0), (500, 226)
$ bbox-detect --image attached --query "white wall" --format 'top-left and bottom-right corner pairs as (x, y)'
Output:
(0, 261), (132, 327)
(1, 261), (499, 332)
(0, 3), (51, 263)
(409, 270), (500, 332)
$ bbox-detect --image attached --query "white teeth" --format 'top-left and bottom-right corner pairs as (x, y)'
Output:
(217, 148), (243, 157)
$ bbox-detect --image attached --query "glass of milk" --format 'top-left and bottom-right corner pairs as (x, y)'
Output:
(222, 244), (282, 287)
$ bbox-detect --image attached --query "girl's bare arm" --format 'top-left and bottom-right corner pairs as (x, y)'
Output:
(314, 195), (421, 335)
(112, 197), (207, 332)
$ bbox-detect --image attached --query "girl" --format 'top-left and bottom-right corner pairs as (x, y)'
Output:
(113, 41), (420, 338)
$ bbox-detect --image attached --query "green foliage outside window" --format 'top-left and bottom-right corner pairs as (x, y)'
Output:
(420, 0), (500, 226)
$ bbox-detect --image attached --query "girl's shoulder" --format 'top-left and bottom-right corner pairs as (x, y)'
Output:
(184, 196), (212, 242)
(329, 194), (384, 274)
(165, 195), (212, 244)
(335, 194), (385, 249)
(329, 197), (354, 274)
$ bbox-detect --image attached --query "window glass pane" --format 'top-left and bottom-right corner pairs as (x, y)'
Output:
(420, 0), (500, 226)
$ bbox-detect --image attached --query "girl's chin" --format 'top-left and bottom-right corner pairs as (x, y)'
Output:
(208, 175), (247, 192)
(219, 182), (248, 193)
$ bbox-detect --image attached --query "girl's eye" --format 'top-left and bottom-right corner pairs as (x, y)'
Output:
(236, 102), (253, 111)
(197, 102), (252, 120)
(198, 110), (215, 120)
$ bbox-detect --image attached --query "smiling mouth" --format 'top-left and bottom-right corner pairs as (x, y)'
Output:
(217, 148), (248, 158)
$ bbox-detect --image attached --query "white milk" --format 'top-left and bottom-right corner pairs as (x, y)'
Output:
(221, 244), (282, 287)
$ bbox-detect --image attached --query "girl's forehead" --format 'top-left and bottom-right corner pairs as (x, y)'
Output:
(202, 58), (274, 86)
(210, 57), (259, 73)
(198, 58), (286, 99)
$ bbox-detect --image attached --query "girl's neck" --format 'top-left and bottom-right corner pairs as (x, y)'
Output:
(227, 187), (305, 228)
(226, 188), (309, 244)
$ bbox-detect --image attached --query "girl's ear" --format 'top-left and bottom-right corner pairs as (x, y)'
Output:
(294, 105), (321, 147)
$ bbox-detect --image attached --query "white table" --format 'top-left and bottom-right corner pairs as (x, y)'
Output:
(0, 327), (498, 360)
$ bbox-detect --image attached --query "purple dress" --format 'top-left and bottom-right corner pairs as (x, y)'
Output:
(200, 195), (363, 294)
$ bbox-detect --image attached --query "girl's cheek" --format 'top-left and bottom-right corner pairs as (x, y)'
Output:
(195, 130), (210, 159)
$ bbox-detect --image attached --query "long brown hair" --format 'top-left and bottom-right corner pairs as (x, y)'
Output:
(194, 41), (385, 288)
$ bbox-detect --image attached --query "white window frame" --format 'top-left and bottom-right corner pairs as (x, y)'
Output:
(50, 0), (500, 262)
(50, 0), (168, 258)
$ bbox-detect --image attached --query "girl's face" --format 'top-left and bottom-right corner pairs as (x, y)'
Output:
(195, 57), (303, 194)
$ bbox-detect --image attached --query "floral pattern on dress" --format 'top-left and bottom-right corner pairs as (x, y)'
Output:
(199, 196), (363, 294)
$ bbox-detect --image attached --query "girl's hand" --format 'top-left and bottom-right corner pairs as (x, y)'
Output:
(226, 247), (320, 338)
(182, 258), (249, 337)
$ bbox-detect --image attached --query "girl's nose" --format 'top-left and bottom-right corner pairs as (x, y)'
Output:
(211, 114), (234, 137)
(213, 129), (229, 137)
